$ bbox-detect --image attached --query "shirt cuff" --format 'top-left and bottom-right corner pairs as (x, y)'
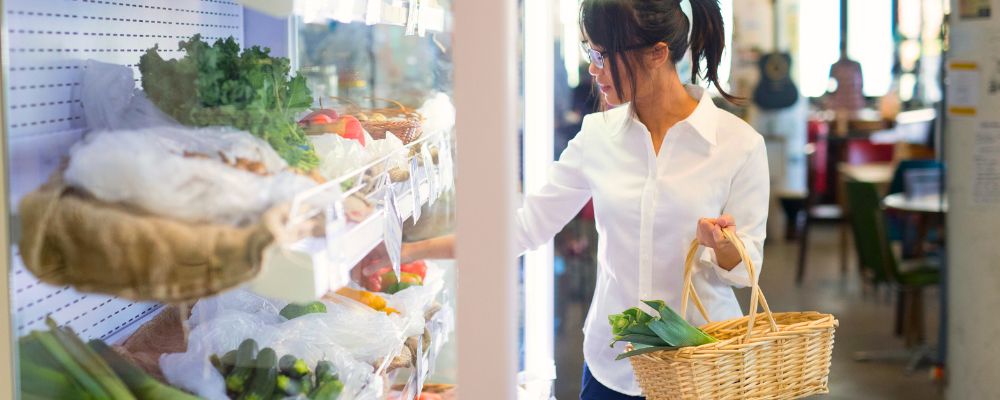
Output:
(698, 247), (754, 288)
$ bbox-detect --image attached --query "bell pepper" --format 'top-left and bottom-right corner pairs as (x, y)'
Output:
(400, 260), (428, 281)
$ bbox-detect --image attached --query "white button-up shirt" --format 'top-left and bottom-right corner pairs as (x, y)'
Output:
(514, 85), (769, 395)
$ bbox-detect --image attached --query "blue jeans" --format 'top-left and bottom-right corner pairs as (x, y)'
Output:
(580, 363), (645, 400)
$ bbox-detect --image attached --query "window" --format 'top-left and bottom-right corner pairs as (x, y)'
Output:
(847, 0), (894, 97)
(798, 0), (841, 97)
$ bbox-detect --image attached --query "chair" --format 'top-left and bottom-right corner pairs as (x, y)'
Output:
(796, 135), (894, 284)
(886, 160), (944, 257)
(845, 181), (939, 372)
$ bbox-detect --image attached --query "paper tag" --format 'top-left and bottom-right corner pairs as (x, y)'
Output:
(409, 157), (422, 223)
(404, 0), (420, 35)
(415, 335), (426, 390)
(440, 137), (455, 192)
(384, 189), (403, 279)
(416, 0), (427, 36)
(364, 0), (381, 24)
(422, 145), (439, 206)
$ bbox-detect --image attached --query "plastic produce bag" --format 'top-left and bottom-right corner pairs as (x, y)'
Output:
(417, 93), (456, 136)
(161, 289), (400, 399)
(64, 127), (316, 225)
(309, 134), (368, 180)
(383, 263), (446, 338)
(81, 60), (178, 131)
(365, 134), (407, 175)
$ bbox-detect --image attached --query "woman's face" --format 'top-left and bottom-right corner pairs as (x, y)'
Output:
(588, 44), (633, 106)
(588, 44), (660, 107)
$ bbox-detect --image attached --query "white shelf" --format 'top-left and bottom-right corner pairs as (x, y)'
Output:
(239, 0), (447, 33)
(251, 132), (447, 302)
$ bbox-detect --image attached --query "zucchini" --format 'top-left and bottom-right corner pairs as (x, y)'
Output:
(226, 339), (259, 393)
(241, 347), (277, 400)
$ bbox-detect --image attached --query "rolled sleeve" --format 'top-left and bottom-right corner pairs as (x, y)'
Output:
(699, 136), (769, 288)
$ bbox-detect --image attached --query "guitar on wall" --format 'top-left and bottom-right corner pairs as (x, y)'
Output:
(753, 0), (799, 110)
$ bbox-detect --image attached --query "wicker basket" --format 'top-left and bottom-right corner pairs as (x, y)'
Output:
(329, 97), (424, 144)
(17, 174), (284, 303)
(629, 230), (838, 400)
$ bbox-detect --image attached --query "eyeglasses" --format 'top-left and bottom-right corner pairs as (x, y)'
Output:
(581, 42), (653, 69)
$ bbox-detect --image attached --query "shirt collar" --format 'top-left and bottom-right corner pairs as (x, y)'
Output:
(608, 84), (719, 146)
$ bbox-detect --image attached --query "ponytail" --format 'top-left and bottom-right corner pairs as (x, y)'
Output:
(688, 0), (739, 103)
(581, 0), (740, 106)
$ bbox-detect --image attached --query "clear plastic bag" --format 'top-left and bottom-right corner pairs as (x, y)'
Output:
(63, 127), (316, 225)
(383, 263), (446, 338)
(71, 60), (317, 225)
(162, 289), (401, 399)
(81, 60), (178, 131)
(416, 93), (456, 136)
(309, 134), (368, 180)
(364, 134), (407, 175)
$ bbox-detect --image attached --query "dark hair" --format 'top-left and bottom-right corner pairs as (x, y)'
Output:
(580, 0), (739, 109)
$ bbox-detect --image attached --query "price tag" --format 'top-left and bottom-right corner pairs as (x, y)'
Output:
(383, 189), (403, 279)
(364, 0), (382, 24)
(409, 157), (422, 223)
(323, 184), (346, 263)
(416, 0), (427, 37)
(440, 137), (455, 192)
(422, 145), (439, 206)
(404, 0), (420, 35)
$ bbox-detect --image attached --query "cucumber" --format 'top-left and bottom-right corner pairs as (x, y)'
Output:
(279, 302), (327, 320)
(226, 339), (259, 393)
(276, 374), (303, 396)
(241, 347), (277, 400)
(313, 361), (336, 386)
(278, 355), (310, 378)
(299, 372), (314, 395)
(308, 379), (343, 400)
(219, 350), (238, 374)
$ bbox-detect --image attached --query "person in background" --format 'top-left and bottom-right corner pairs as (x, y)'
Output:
(355, 0), (769, 398)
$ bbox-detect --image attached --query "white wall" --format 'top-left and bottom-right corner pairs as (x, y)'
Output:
(946, 0), (1000, 398)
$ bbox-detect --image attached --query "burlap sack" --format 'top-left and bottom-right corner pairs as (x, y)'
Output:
(18, 175), (283, 303)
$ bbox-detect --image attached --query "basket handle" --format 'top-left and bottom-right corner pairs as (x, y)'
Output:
(680, 229), (779, 342)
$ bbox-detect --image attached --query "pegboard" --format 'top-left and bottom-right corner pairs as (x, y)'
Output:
(5, 0), (244, 341)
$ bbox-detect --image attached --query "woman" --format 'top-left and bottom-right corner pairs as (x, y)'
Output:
(358, 0), (768, 398)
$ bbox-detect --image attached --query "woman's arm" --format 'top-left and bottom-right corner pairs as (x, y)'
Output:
(513, 128), (593, 254)
(698, 136), (770, 287)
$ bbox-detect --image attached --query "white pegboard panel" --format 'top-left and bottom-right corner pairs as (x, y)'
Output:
(5, 0), (245, 341)
(5, 0), (244, 138)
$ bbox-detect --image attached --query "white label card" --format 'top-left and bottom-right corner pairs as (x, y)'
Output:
(422, 145), (439, 206)
(365, 0), (382, 24)
(384, 189), (403, 279)
(409, 157), (422, 223)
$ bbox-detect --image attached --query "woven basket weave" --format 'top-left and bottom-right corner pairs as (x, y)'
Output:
(629, 230), (838, 400)
(329, 97), (424, 144)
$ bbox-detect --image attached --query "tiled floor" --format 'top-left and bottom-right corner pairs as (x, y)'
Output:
(553, 224), (945, 400)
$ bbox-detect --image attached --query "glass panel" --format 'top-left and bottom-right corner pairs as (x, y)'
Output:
(4, 1), (456, 399)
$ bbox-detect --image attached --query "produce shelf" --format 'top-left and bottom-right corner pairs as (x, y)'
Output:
(251, 130), (449, 303)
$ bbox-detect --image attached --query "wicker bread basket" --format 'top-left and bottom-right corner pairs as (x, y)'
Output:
(17, 174), (283, 303)
(628, 230), (838, 400)
(328, 97), (424, 144)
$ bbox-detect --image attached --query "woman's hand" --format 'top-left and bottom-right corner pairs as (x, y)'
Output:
(696, 214), (742, 270)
